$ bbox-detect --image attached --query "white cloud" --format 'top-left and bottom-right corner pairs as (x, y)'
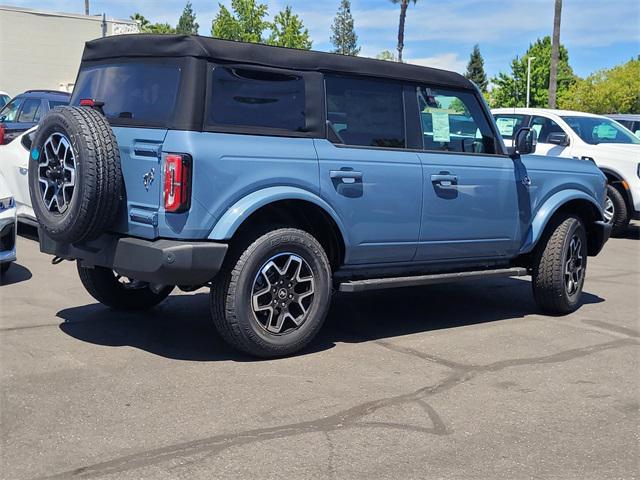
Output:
(405, 53), (466, 73)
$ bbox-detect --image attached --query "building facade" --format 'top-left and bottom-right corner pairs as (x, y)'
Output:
(0, 6), (139, 97)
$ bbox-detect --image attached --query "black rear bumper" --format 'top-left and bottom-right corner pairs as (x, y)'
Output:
(39, 232), (227, 285)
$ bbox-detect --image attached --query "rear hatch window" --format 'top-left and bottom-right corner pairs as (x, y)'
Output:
(70, 62), (181, 127)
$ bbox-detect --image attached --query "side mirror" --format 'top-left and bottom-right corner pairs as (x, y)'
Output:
(512, 127), (537, 156)
(547, 131), (569, 146)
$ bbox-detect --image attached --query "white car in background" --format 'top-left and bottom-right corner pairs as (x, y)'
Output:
(493, 108), (640, 236)
(0, 127), (36, 224)
(0, 172), (17, 276)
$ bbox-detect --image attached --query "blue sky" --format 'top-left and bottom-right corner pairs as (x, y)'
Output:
(9, 0), (640, 78)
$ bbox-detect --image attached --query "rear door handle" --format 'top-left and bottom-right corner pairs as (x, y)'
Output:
(330, 170), (363, 182)
(431, 174), (458, 187)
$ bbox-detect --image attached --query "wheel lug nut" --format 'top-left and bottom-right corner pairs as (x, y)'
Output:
(288, 294), (293, 299)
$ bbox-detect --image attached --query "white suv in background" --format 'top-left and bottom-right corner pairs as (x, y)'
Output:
(493, 108), (640, 236)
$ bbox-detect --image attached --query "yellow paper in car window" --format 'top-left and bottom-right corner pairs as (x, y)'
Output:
(432, 112), (450, 142)
(497, 117), (516, 136)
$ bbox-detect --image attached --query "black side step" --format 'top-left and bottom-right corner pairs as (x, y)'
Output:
(338, 267), (528, 293)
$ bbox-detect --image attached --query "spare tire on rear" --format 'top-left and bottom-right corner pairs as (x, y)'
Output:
(28, 106), (123, 243)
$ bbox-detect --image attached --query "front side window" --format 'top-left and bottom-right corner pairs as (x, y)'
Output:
(0, 97), (23, 123)
(562, 116), (640, 145)
(325, 76), (405, 148)
(494, 114), (526, 140)
(71, 62), (181, 126)
(530, 116), (566, 143)
(17, 99), (41, 123)
(208, 67), (306, 132)
(418, 87), (497, 154)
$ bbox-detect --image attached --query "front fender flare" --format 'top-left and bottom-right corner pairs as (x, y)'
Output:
(207, 186), (350, 245)
(520, 189), (604, 254)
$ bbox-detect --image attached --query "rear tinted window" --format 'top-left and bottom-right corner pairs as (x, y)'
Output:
(326, 76), (405, 148)
(207, 66), (306, 132)
(48, 100), (69, 109)
(70, 63), (181, 126)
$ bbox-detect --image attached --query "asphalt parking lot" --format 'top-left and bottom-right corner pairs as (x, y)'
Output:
(1, 225), (639, 480)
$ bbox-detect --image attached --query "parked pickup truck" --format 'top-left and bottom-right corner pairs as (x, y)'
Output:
(30, 35), (611, 357)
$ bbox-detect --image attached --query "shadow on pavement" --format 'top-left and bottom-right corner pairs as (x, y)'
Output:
(0, 263), (33, 286)
(57, 276), (604, 362)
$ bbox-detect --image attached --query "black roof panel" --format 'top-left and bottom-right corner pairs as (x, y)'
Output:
(82, 34), (474, 90)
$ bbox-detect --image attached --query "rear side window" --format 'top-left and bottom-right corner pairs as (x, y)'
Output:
(17, 99), (41, 122)
(207, 66), (306, 132)
(417, 87), (497, 155)
(71, 63), (181, 126)
(326, 76), (405, 148)
(48, 100), (69, 109)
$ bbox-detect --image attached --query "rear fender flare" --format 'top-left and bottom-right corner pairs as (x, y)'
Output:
(208, 186), (350, 247)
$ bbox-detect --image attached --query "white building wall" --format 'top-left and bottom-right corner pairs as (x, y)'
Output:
(0, 6), (138, 97)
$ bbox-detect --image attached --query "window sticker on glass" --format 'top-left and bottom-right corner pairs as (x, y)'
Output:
(431, 111), (451, 142)
(497, 117), (516, 137)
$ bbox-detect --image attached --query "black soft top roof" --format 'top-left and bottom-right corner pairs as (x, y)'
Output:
(82, 34), (474, 90)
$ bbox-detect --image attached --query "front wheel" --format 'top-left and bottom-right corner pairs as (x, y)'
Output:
(77, 263), (173, 310)
(210, 228), (332, 358)
(532, 216), (587, 315)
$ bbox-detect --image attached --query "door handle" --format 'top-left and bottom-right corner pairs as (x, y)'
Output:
(330, 170), (363, 182)
(19, 167), (28, 175)
(431, 174), (458, 187)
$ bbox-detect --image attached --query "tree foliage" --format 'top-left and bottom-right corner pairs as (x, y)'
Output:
(176, 1), (199, 35)
(331, 0), (360, 56)
(559, 59), (640, 114)
(376, 50), (397, 61)
(268, 6), (312, 49)
(464, 44), (488, 93)
(130, 13), (176, 34)
(211, 0), (311, 50)
(490, 36), (575, 108)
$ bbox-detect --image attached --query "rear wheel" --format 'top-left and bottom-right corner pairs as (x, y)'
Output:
(77, 263), (173, 310)
(532, 216), (587, 314)
(210, 228), (332, 358)
(604, 184), (629, 237)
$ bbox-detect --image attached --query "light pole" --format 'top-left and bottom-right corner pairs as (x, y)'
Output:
(526, 56), (536, 108)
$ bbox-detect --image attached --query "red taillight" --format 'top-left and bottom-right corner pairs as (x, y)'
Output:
(0, 125), (5, 145)
(79, 99), (95, 106)
(163, 154), (191, 213)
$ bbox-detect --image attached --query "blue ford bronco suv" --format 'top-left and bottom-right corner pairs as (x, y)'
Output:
(30, 35), (611, 357)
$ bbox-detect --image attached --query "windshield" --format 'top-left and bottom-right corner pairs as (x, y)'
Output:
(562, 116), (640, 145)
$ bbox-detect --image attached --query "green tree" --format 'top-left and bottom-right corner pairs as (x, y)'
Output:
(391, 0), (418, 62)
(376, 50), (397, 61)
(267, 6), (312, 49)
(330, 0), (360, 56)
(131, 13), (176, 34)
(211, 0), (270, 43)
(491, 36), (575, 108)
(176, 1), (199, 35)
(464, 44), (488, 93)
(130, 13), (150, 32)
(559, 59), (640, 114)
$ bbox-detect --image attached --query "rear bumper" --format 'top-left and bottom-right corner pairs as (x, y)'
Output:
(39, 232), (228, 285)
(588, 220), (612, 256)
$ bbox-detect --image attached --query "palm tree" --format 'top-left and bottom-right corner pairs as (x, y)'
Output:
(391, 0), (418, 62)
(548, 0), (562, 108)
